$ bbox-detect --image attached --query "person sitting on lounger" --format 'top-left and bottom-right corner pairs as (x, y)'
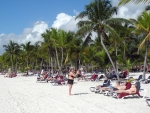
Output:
(113, 83), (137, 94)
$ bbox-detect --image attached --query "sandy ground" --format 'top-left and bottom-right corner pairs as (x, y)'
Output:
(0, 72), (150, 113)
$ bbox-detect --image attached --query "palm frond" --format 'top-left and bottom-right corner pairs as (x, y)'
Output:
(104, 24), (121, 42)
(118, 0), (150, 6)
(76, 20), (93, 28)
(75, 11), (88, 20)
(138, 32), (150, 51)
(76, 25), (93, 37)
(106, 18), (133, 25)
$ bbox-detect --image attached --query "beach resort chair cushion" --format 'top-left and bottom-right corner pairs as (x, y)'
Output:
(137, 75), (142, 81)
(98, 79), (112, 94)
(120, 70), (128, 78)
(98, 75), (104, 80)
(102, 79), (111, 87)
(86, 74), (98, 81)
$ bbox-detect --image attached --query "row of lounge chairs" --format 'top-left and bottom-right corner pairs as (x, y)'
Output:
(90, 79), (147, 99)
(36, 74), (68, 86)
(36, 72), (150, 106)
(128, 74), (150, 84)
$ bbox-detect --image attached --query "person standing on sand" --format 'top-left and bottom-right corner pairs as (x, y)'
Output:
(68, 68), (79, 95)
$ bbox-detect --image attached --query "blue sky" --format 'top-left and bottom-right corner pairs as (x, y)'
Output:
(0, 0), (146, 54)
(0, 0), (90, 35)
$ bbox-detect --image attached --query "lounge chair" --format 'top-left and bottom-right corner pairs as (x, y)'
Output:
(50, 75), (67, 86)
(97, 75), (104, 81)
(89, 79), (111, 92)
(119, 70), (128, 79)
(113, 82), (144, 99)
(85, 74), (98, 81)
(50, 79), (65, 86)
(36, 75), (48, 83)
(104, 82), (131, 96)
(112, 82), (131, 98)
(143, 76), (150, 84)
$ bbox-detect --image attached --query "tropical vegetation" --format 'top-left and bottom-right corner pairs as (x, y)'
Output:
(0, 0), (150, 80)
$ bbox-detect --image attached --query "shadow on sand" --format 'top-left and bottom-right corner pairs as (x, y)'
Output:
(73, 93), (89, 95)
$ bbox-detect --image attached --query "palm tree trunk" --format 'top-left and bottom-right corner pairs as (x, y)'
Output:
(51, 57), (54, 75)
(123, 40), (126, 59)
(143, 41), (148, 80)
(48, 48), (51, 73)
(54, 46), (62, 74)
(11, 55), (14, 72)
(40, 59), (43, 71)
(100, 33), (120, 81)
(15, 59), (18, 72)
(61, 47), (64, 69)
(115, 46), (119, 77)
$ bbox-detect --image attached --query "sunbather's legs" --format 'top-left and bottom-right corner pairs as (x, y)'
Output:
(96, 85), (101, 90)
(114, 90), (130, 94)
(101, 87), (110, 90)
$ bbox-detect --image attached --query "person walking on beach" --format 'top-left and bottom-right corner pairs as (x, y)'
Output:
(68, 68), (79, 95)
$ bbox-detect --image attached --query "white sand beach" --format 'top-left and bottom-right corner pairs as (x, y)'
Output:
(0, 73), (150, 113)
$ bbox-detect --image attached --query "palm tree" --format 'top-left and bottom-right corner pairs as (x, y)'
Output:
(130, 11), (150, 80)
(45, 28), (62, 73)
(21, 41), (34, 75)
(21, 42), (34, 68)
(3, 40), (21, 71)
(41, 29), (55, 73)
(75, 0), (131, 80)
(118, 0), (150, 6)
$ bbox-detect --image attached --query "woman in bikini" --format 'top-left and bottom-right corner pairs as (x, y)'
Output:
(68, 68), (79, 95)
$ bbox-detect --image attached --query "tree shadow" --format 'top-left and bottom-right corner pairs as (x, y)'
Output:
(73, 93), (90, 95)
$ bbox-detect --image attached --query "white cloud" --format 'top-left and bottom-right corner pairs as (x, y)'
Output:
(73, 9), (79, 15)
(52, 13), (79, 32)
(32, 21), (48, 33)
(112, 0), (147, 19)
(0, 34), (5, 37)
(0, 21), (48, 54)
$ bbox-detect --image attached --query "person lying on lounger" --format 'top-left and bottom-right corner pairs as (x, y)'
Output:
(37, 70), (48, 81)
(100, 81), (127, 91)
(113, 83), (137, 94)
(100, 81), (121, 91)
